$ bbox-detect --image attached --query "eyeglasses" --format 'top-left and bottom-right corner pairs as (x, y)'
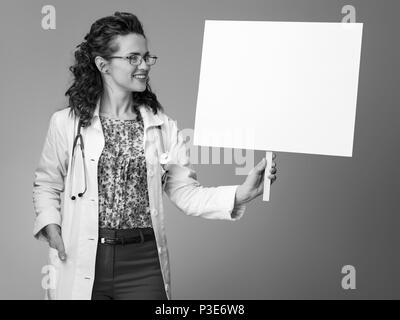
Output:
(108, 54), (158, 66)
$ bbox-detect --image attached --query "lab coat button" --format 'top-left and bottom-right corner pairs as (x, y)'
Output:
(151, 208), (158, 216)
(159, 152), (169, 165)
(158, 246), (162, 254)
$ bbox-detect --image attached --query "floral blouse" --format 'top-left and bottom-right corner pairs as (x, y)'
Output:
(97, 112), (153, 229)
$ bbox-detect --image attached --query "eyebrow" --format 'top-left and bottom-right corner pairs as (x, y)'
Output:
(127, 51), (150, 55)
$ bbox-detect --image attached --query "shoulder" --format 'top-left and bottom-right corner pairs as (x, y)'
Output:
(48, 107), (75, 138)
(50, 107), (74, 125)
(155, 109), (178, 131)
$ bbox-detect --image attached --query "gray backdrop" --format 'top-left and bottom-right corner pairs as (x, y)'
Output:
(0, 0), (398, 299)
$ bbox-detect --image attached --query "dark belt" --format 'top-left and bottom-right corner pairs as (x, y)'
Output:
(99, 232), (155, 245)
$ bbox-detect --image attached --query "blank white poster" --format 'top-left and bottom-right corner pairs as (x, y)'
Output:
(194, 20), (363, 157)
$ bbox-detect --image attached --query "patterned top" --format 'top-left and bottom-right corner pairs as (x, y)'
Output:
(97, 113), (153, 229)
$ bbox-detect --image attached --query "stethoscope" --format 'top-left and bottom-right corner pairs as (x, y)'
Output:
(69, 118), (169, 201)
(70, 118), (87, 200)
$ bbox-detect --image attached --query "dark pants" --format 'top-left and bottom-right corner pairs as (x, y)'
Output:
(91, 227), (168, 300)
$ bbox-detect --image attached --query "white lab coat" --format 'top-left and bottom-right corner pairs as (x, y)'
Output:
(32, 97), (246, 300)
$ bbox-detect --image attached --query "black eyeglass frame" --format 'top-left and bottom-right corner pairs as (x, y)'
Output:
(108, 54), (158, 66)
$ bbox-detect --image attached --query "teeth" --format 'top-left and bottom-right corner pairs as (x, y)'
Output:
(133, 75), (146, 78)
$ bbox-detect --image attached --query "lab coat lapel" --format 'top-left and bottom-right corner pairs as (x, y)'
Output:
(90, 97), (164, 133)
(84, 98), (164, 161)
(139, 104), (164, 132)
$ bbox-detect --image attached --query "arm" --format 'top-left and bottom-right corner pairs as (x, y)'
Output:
(163, 119), (246, 221)
(32, 112), (68, 242)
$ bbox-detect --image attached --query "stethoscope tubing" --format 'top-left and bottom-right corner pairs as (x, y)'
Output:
(70, 118), (88, 200)
(69, 118), (169, 200)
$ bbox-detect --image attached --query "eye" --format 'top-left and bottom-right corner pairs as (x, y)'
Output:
(128, 55), (140, 63)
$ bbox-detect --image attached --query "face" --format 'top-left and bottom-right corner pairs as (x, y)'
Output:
(101, 33), (151, 93)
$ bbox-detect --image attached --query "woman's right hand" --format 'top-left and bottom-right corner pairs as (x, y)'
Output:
(44, 224), (67, 261)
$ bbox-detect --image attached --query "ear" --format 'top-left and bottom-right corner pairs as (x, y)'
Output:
(94, 56), (109, 74)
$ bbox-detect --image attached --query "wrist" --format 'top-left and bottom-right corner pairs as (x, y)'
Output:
(45, 224), (61, 236)
(234, 185), (248, 206)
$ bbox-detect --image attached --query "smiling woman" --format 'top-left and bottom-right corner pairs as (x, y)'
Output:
(63, 12), (169, 300)
(32, 10), (275, 301)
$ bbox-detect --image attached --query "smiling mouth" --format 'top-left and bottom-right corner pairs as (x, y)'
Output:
(132, 74), (148, 80)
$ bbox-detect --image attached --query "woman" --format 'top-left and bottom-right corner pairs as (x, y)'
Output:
(32, 12), (277, 300)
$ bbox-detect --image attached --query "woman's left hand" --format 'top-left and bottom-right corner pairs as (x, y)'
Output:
(234, 153), (277, 205)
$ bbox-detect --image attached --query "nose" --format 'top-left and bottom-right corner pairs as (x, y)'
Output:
(138, 56), (150, 70)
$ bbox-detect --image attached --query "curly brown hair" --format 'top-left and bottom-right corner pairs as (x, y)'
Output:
(65, 11), (164, 127)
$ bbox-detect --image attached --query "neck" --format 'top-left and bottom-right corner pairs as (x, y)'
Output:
(99, 90), (135, 117)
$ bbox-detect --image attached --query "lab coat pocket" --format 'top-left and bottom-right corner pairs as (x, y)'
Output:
(49, 247), (61, 267)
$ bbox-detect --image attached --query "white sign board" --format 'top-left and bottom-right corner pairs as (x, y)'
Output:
(193, 20), (363, 200)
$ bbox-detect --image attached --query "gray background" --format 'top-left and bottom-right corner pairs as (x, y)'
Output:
(0, 0), (398, 299)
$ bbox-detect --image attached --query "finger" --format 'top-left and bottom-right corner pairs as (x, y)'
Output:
(55, 236), (67, 261)
(269, 168), (277, 174)
(271, 162), (276, 168)
(268, 174), (276, 180)
(48, 232), (60, 249)
(272, 153), (276, 159)
(269, 175), (276, 184)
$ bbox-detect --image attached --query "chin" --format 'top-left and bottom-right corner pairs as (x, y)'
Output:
(133, 87), (146, 93)
(131, 84), (147, 92)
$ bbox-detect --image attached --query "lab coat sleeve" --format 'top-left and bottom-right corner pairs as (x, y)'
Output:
(32, 112), (68, 242)
(163, 119), (246, 221)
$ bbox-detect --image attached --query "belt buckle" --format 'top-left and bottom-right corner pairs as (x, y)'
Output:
(100, 237), (106, 244)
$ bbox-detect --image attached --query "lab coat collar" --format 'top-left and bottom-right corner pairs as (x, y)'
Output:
(92, 96), (164, 130)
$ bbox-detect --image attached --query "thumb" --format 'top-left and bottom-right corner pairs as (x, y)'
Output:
(256, 158), (267, 171)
